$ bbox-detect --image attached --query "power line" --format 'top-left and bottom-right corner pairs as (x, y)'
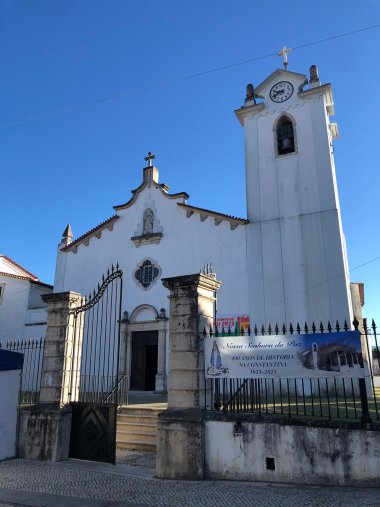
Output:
(0, 23), (378, 129)
(286, 255), (380, 304)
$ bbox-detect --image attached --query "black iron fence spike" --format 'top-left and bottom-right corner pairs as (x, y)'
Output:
(296, 323), (301, 334)
(372, 318), (377, 330)
(268, 324), (272, 335)
(353, 317), (359, 330)
(312, 322), (316, 333)
(319, 322), (324, 333)
(209, 326), (213, 337)
(327, 321), (332, 333)
(304, 322), (309, 334)
(282, 323), (286, 335)
(261, 325), (265, 335)
(275, 323), (279, 334)
(363, 318), (368, 332)
(203, 327), (206, 337)
(248, 325), (251, 336)
(289, 323), (294, 334)
(254, 325), (258, 336)
(335, 320), (340, 332)
(227, 327), (231, 336)
(240, 326), (244, 336)
(344, 320), (349, 331)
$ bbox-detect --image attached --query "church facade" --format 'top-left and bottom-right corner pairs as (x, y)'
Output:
(53, 64), (359, 393)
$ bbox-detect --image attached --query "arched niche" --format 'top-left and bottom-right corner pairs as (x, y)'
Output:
(274, 113), (297, 156)
(130, 304), (159, 323)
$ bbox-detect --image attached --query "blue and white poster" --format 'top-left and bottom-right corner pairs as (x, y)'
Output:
(205, 331), (369, 379)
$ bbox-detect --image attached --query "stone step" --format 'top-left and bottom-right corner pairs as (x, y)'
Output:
(117, 429), (156, 442)
(117, 441), (156, 452)
(117, 421), (157, 433)
(116, 403), (166, 452)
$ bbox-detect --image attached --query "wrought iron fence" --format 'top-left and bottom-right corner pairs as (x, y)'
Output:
(0, 337), (45, 405)
(204, 318), (379, 424)
(68, 264), (124, 405)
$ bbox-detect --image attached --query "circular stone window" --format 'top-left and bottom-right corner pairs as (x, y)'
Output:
(133, 259), (161, 290)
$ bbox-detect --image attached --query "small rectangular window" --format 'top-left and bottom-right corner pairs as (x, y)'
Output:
(0, 283), (5, 304)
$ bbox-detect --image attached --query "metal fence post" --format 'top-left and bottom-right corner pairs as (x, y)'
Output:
(359, 378), (372, 424)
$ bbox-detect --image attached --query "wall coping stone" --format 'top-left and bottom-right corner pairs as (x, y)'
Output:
(158, 408), (204, 424)
(42, 292), (82, 304)
(204, 411), (380, 431)
(29, 402), (72, 416)
(162, 274), (221, 293)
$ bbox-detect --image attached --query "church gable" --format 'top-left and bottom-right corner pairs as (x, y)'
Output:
(60, 215), (119, 253)
(59, 154), (249, 256)
(254, 68), (308, 97)
(113, 156), (189, 212)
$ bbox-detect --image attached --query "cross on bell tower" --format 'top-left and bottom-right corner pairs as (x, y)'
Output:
(144, 151), (156, 167)
(278, 46), (292, 69)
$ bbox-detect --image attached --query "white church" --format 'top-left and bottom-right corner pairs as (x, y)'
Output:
(53, 63), (363, 393)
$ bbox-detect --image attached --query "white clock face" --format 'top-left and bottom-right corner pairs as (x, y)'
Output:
(269, 81), (294, 103)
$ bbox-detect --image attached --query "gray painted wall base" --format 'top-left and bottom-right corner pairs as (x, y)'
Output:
(18, 403), (72, 462)
(156, 409), (205, 480)
(205, 417), (380, 486)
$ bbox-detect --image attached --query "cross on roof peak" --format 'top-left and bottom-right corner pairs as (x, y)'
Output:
(278, 46), (292, 70)
(144, 151), (156, 167)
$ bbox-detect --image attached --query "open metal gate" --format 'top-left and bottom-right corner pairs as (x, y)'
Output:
(68, 265), (124, 464)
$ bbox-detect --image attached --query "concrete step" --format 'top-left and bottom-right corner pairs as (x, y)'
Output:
(117, 422), (157, 433)
(116, 403), (167, 452)
(117, 441), (157, 452)
(117, 430), (156, 444)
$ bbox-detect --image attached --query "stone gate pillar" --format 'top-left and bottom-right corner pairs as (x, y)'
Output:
(18, 291), (84, 461)
(156, 274), (221, 479)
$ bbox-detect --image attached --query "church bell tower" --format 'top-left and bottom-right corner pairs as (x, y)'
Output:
(236, 63), (353, 327)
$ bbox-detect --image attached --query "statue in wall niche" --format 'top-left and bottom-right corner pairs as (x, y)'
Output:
(310, 64), (319, 83)
(245, 83), (256, 104)
(143, 208), (154, 235)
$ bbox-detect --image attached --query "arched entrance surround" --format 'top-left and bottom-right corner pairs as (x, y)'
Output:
(120, 304), (167, 393)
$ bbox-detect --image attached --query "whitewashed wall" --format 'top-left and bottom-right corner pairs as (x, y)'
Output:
(240, 72), (352, 326)
(205, 420), (380, 486)
(56, 184), (249, 320)
(0, 276), (50, 342)
(0, 277), (30, 340)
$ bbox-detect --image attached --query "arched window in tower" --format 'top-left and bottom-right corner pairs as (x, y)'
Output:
(276, 116), (295, 155)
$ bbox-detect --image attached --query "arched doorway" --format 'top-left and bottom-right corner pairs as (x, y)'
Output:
(124, 304), (167, 392)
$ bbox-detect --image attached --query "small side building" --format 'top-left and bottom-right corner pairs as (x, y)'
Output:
(0, 255), (53, 341)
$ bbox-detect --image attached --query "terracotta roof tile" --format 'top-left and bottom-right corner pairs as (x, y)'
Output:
(61, 215), (120, 252)
(0, 255), (39, 281)
(177, 203), (248, 224)
(0, 271), (53, 288)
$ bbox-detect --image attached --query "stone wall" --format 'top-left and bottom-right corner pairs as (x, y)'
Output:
(205, 414), (380, 486)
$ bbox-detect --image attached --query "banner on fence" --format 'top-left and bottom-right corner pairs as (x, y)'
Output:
(205, 330), (369, 379)
(215, 315), (250, 335)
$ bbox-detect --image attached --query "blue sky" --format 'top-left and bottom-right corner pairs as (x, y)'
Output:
(1, 1), (379, 325)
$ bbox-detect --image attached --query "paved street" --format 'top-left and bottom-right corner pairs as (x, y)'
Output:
(0, 452), (379, 507)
